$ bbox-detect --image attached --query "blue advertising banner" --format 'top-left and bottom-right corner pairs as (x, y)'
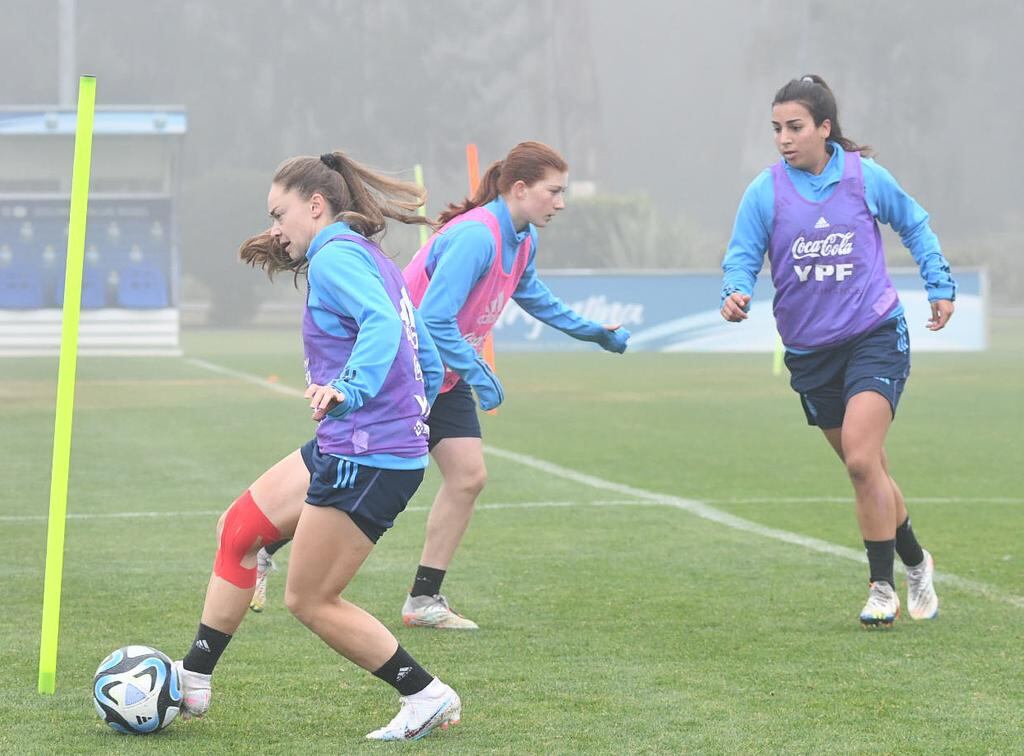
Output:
(491, 268), (986, 352)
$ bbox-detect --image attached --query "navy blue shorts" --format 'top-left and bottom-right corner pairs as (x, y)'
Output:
(784, 315), (911, 430)
(427, 379), (481, 451)
(300, 439), (424, 543)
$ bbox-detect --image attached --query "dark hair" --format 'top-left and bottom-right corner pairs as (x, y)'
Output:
(248, 150), (434, 278)
(772, 75), (873, 157)
(437, 141), (569, 226)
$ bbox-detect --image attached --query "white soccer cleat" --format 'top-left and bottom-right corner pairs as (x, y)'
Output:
(365, 678), (461, 741)
(859, 581), (901, 628)
(401, 594), (479, 630)
(173, 661), (212, 719)
(249, 547), (276, 613)
(906, 549), (939, 620)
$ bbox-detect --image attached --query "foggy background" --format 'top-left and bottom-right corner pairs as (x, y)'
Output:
(3, 0), (1021, 325)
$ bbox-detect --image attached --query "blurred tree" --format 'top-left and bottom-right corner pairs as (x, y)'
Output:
(541, 194), (719, 270)
(8, 0), (1019, 312)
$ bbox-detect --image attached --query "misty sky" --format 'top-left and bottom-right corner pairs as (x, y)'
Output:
(3, 0), (1022, 305)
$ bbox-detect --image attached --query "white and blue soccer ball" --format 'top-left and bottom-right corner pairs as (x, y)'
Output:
(93, 645), (181, 734)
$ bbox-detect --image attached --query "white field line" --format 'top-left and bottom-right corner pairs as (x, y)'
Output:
(183, 362), (1024, 505)
(17, 487), (1021, 611)
(0, 500), (647, 523)
(1, 510), (225, 523)
(185, 357), (307, 398)
(707, 496), (1024, 505)
(85, 356), (1011, 611)
(10, 487), (1021, 611)
(483, 446), (1024, 609)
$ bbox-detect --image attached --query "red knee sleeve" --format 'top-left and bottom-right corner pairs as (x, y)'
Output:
(213, 490), (282, 589)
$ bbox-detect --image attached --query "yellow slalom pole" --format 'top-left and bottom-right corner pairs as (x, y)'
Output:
(772, 333), (785, 376)
(38, 75), (96, 695)
(413, 163), (429, 248)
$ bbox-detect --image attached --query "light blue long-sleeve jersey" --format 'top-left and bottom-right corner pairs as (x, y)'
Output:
(417, 196), (624, 389)
(306, 222), (444, 469)
(721, 143), (957, 311)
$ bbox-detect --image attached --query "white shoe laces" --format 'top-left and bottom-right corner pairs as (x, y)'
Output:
(433, 594), (453, 611)
(906, 563), (932, 603)
(865, 583), (896, 611)
(383, 693), (442, 734)
(256, 549), (275, 574)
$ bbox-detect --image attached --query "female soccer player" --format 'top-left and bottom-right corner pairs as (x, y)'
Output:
(248, 143), (631, 626)
(400, 141), (630, 629)
(175, 151), (460, 741)
(720, 75), (956, 628)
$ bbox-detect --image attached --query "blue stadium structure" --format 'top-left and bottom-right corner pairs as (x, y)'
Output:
(0, 108), (185, 355)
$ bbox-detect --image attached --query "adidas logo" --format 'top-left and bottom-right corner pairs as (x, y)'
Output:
(476, 293), (505, 325)
(396, 666), (413, 682)
(194, 640), (211, 653)
(814, 216), (830, 229)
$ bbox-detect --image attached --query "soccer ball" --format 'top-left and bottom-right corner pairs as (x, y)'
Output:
(92, 645), (181, 734)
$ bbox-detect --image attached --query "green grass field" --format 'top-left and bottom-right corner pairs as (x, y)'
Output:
(2, 320), (1022, 754)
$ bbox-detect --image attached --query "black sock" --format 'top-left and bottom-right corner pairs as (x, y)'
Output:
(864, 539), (896, 588)
(372, 646), (434, 696)
(894, 517), (925, 567)
(410, 565), (446, 598)
(182, 623), (232, 676)
(265, 539), (290, 557)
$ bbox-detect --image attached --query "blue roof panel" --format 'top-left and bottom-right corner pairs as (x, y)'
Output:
(0, 110), (187, 136)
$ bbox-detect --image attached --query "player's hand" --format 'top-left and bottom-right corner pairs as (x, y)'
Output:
(597, 324), (630, 354)
(471, 357), (504, 411)
(927, 299), (954, 331)
(721, 292), (750, 322)
(304, 383), (346, 421)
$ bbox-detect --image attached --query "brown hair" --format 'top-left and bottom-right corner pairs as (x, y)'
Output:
(239, 230), (298, 281)
(773, 75), (873, 157)
(245, 150), (434, 278)
(437, 141), (569, 226)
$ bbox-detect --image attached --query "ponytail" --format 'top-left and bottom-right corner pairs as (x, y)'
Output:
(272, 150), (435, 242)
(320, 151), (434, 238)
(248, 149), (435, 282)
(436, 141), (568, 226)
(773, 75), (873, 157)
(436, 160), (503, 226)
(239, 230), (305, 284)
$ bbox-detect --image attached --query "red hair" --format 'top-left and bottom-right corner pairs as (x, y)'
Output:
(437, 141), (568, 225)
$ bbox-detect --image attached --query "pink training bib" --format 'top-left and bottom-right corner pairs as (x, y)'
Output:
(404, 206), (531, 393)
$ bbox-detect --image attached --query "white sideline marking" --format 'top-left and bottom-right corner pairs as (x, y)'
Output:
(0, 500), (649, 523)
(9, 487), (1021, 610)
(483, 446), (1024, 609)
(185, 357), (306, 398)
(0, 510), (222, 523)
(178, 358), (1021, 610)
(708, 496), (1024, 505)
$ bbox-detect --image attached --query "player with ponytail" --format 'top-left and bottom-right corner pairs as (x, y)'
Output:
(720, 76), (956, 628)
(176, 150), (461, 742)
(399, 141), (631, 629)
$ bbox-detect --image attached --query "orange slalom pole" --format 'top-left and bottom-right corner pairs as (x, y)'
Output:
(466, 143), (480, 195)
(466, 143), (497, 415)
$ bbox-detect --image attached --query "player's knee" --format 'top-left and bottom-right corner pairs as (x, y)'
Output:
(283, 585), (319, 627)
(457, 463), (488, 498)
(213, 490), (281, 589)
(844, 453), (879, 485)
(283, 585), (305, 622)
